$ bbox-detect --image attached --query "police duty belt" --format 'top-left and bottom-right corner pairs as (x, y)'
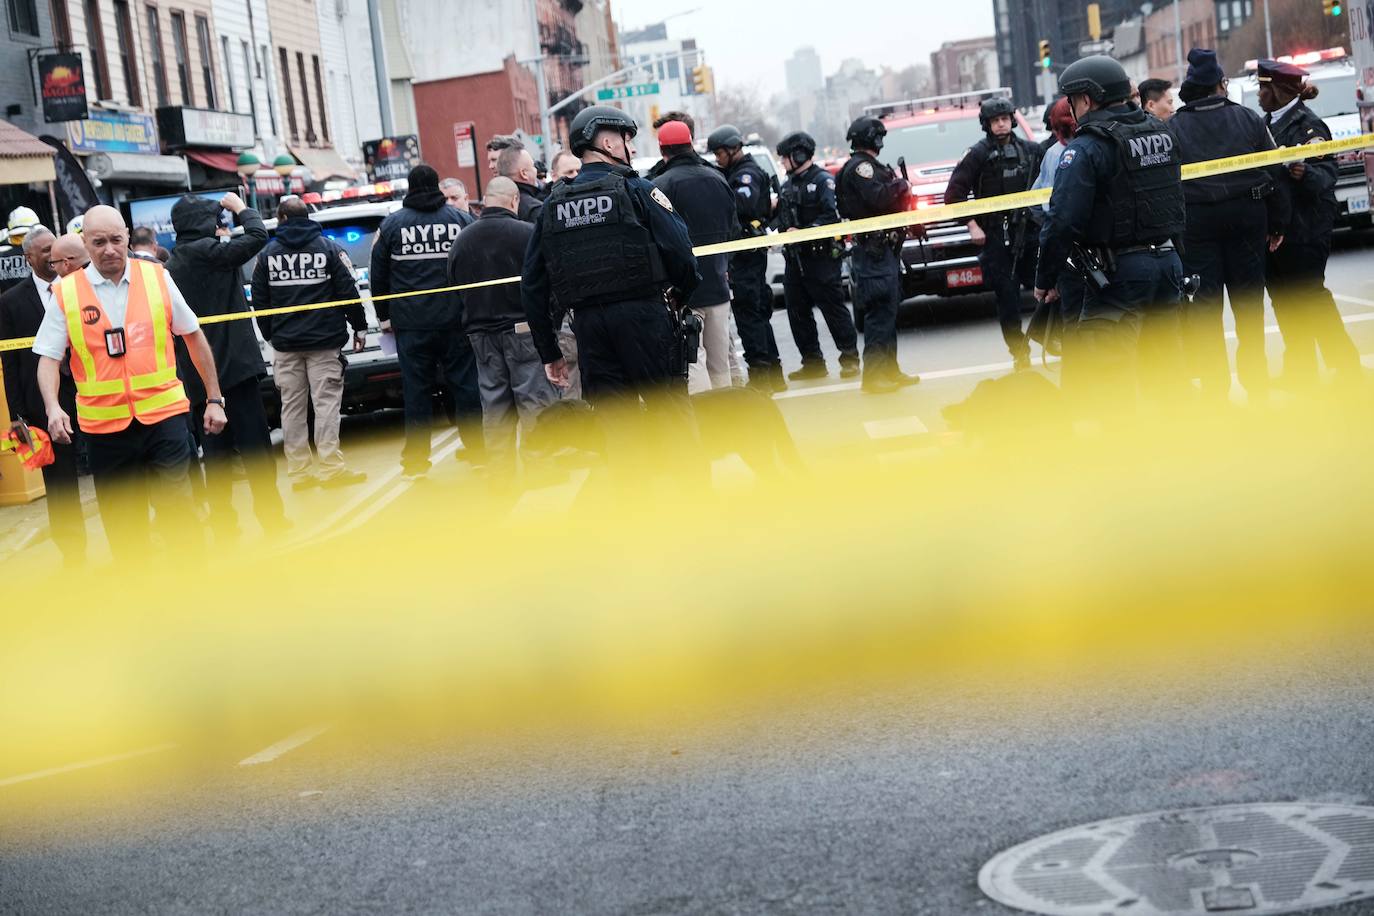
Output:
(3, 134), (1371, 354)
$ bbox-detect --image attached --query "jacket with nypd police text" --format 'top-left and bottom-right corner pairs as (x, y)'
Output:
(251, 217), (365, 352)
(369, 189), (474, 330)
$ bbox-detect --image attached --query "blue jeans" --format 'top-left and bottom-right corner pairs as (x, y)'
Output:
(394, 327), (484, 473)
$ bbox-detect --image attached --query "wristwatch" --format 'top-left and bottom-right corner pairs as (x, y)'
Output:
(207, 397), (227, 408)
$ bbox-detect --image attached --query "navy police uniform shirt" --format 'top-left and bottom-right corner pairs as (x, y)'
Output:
(520, 161), (699, 365)
(1035, 114), (1122, 291)
(780, 163), (841, 231)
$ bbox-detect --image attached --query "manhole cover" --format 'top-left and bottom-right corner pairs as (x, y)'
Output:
(979, 803), (1374, 915)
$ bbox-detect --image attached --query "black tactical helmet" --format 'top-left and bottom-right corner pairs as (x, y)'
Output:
(568, 105), (639, 156)
(1058, 55), (1132, 104)
(978, 97), (1016, 131)
(706, 124), (745, 152)
(776, 131), (817, 161)
(845, 116), (887, 152)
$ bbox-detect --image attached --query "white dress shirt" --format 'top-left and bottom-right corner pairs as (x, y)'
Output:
(29, 270), (56, 311)
(32, 260), (200, 360)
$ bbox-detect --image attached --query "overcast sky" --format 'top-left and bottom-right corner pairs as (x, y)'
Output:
(609, 0), (995, 98)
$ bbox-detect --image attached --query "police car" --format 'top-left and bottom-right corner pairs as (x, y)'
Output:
(863, 88), (1041, 300)
(240, 198), (406, 425)
(1229, 48), (1370, 229)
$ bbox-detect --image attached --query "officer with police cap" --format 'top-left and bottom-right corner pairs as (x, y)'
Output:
(946, 97), (1040, 370)
(521, 105), (699, 404)
(836, 115), (919, 393)
(1034, 55), (1187, 402)
(775, 131), (860, 381)
(1168, 48), (1288, 401)
(707, 123), (783, 392)
(1256, 58), (1362, 387)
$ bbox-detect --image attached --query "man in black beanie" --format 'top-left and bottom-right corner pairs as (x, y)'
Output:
(371, 164), (485, 476)
(1168, 48), (1289, 401)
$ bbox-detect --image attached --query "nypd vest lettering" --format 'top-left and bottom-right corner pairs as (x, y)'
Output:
(394, 222), (461, 261)
(267, 250), (331, 287)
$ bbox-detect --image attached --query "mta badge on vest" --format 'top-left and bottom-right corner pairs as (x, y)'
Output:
(395, 223), (460, 260)
(268, 251), (330, 287)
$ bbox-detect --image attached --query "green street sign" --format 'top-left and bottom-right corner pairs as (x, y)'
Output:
(596, 82), (660, 101)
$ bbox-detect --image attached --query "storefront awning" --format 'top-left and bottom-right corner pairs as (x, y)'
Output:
(0, 120), (56, 184)
(85, 151), (190, 186)
(184, 148), (241, 173)
(289, 145), (356, 182)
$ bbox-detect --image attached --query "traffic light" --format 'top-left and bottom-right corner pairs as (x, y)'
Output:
(1322, 0), (1342, 15)
(692, 64), (715, 95)
(1038, 39), (1052, 69)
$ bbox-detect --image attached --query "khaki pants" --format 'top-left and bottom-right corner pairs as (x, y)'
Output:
(274, 349), (346, 481)
(688, 301), (733, 394)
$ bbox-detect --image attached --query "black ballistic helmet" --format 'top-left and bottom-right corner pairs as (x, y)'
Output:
(568, 105), (639, 156)
(978, 97), (1016, 131)
(776, 131), (817, 162)
(1058, 55), (1132, 104)
(706, 124), (745, 152)
(846, 116), (887, 152)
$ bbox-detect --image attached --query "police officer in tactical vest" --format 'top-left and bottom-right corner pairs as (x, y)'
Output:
(1167, 48), (1289, 401)
(707, 124), (783, 392)
(946, 97), (1041, 370)
(1256, 58), (1362, 387)
(836, 115), (920, 394)
(1035, 55), (1188, 403)
(775, 131), (860, 381)
(521, 106), (699, 404)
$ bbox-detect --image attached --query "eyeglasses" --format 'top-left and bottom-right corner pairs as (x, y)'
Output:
(50, 255), (80, 266)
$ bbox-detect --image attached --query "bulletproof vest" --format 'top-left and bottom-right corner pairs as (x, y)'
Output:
(539, 169), (666, 307)
(975, 138), (1031, 199)
(729, 160), (772, 224)
(1080, 115), (1185, 246)
(836, 153), (897, 219)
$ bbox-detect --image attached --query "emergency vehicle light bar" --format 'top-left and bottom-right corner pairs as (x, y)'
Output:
(863, 87), (1013, 120)
(1244, 47), (1347, 71)
(301, 178), (409, 207)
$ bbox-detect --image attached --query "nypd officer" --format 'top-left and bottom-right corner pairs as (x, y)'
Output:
(1034, 55), (1187, 403)
(521, 105), (698, 406)
(1257, 59), (1362, 386)
(1168, 48), (1288, 401)
(946, 97), (1041, 370)
(835, 116), (919, 393)
(707, 124), (783, 392)
(775, 131), (860, 381)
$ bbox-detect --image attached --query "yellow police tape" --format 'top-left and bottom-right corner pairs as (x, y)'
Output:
(1, 133), (1370, 355)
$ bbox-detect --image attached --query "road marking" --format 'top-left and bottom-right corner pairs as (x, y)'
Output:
(508, 467), (592, 520)
(864, 415), (930, 440)
(238, 724), (330, 766)
(1335, 294), (1374, 309)
(0, 743), (177, 787)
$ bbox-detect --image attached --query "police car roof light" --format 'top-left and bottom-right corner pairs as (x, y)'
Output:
(1244, 47), (1347, 70)
(863, 87), (1014, 121)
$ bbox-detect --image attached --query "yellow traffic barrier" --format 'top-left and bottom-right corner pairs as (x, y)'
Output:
(1, 133), (1370, 355)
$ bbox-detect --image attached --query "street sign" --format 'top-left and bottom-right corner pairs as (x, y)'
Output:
(1078, 40), (1115, 56)
(596, 82), (660, 101)
(453, 121), (476, 168)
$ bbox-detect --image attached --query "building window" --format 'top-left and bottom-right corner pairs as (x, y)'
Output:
(169, 10), (192, 105)
(221, 34), (235, 110)
(112, 0), (140, 105)
(242, 41), (259, 133)
(195, 14), (215, 108)
(279, 46), (298, 140)
(262, 44), (277, 134)
(296, 52), (315, 141)
(312, 54), (329, 142)
(146, 6), (167, 106)
(83, 0), (111, 99)
(7, 0), (39, 35)
(49, 0), (72, 46)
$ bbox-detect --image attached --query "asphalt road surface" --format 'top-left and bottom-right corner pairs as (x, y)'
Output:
(2, 233), (1373, 915)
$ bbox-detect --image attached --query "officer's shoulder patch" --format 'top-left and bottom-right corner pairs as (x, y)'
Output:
(741, 173), (752, 184)
(337, 250), (355, 274)
(856, 161), (874, 179)
(824, 177), (834, 188)
(1059, 149), (1077, 169)
(650, 187), (674, 212)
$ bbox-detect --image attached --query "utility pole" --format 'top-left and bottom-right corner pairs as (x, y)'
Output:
(1172, 0), (1185, 85)
(528, 0), (553, 161)
(1263, 0), (1274, 58)
(367, 0), (394, 136)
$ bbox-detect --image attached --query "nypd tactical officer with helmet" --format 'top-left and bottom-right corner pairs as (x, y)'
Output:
(707, 124), (783, 392)
(1034, 55), (1186, 398)
(836, 116), (919, 393)
(775, 131), (860, 381)
(945, 97), (1041, 370)
(521, 106), (698, 403)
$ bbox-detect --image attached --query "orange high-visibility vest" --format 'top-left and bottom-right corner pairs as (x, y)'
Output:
(0, 425), (54, 469)
(54, 259), (190, 435)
